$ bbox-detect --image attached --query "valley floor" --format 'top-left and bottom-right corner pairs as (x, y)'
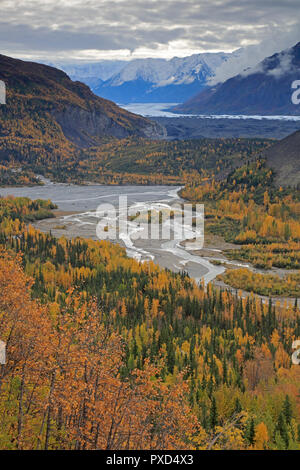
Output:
(33, 206), (298, 307)
(152, 116), (300, 140)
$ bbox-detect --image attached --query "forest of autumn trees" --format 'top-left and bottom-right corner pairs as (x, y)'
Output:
(182, 160), (300, 297)
(0, 137), (271, 186)
(0, 196), (299, 450)
(0, 250), (203, 450)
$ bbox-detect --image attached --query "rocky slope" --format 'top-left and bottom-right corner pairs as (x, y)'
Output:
(264, 129), (300, 187)
(92, 52), (239, 103)
(0, 54), (164, 162)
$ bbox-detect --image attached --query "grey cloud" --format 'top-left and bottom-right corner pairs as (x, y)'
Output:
(0, 0), (299, 61)
(0, 21), (184, 53)
(210, 24), (300, 84)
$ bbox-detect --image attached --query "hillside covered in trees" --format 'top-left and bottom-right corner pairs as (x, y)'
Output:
(0, 65), (272, 187)
(0, 196), (299, 450)
(0, 119), (299, 450)
(182, 160), (300, 297)
(0, 54), (163, 168)
(0, 136), (271, 186)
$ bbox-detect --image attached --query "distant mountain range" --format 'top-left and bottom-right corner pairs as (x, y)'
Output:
(0, 54), (164, 163)
(50, 61), (127, 90)
(174, 42), (300, 115)
(54, 52), (241, 104)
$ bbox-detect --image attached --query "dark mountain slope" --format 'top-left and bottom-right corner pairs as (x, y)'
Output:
(174, 42), (300, 116)
(264, 129), (300, 187)
(0, 54), (163, 163)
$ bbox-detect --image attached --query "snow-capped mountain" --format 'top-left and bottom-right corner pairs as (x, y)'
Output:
(174, 42), (300, 115)
(93, 52), (240, 103)
(106, 54), (228, 87)
(49, 51), (241, 104)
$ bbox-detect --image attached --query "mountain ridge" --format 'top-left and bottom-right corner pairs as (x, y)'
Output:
(174, 42), (300, 115)
(48, 60), (126, 89)
(91, 52), (240, 103)
(264, 129), (300, 187)
(0, 53), (164, 163)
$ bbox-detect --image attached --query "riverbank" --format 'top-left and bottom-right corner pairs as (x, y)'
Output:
(182, 233), (298, 306)
(33, 207), (224, 285)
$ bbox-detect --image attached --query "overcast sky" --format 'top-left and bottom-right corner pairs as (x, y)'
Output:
(0, 0), (299, 63)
